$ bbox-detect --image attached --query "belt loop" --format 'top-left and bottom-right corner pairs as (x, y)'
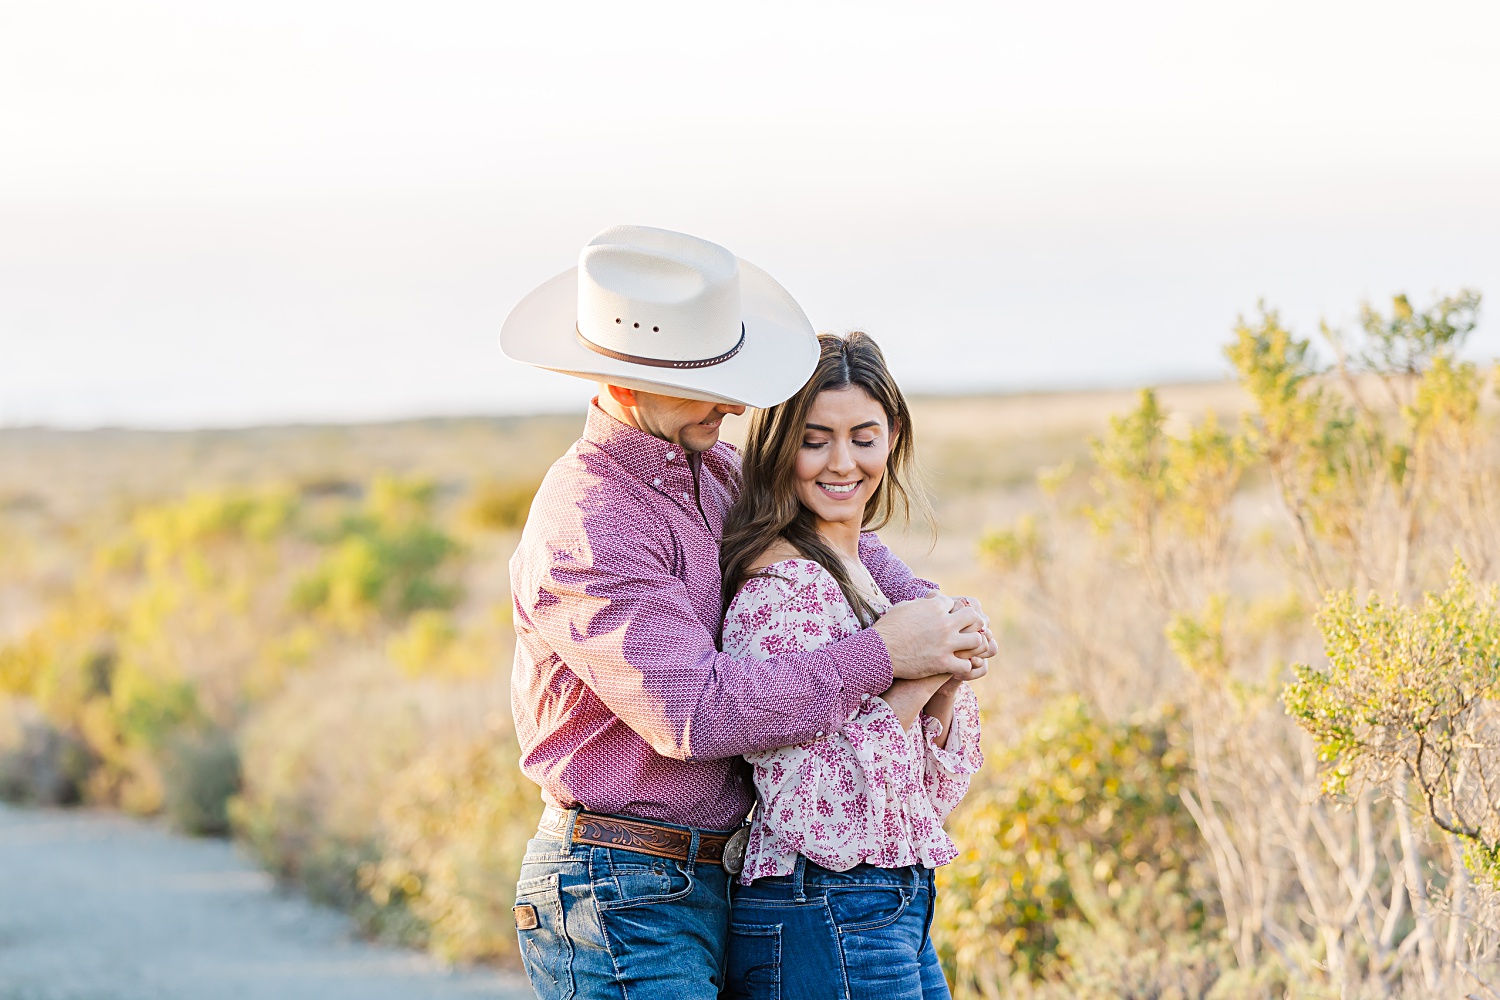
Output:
(562, 806), (581, 852)
(792, 854), (807, 902)
(685, 826), (700, 876)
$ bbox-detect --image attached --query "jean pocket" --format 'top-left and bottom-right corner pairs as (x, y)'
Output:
(825, 885), (911, 933)
(591, 854), (693, 911)
(514, 872), (575, 1000)
(726, 922), (782, 1000)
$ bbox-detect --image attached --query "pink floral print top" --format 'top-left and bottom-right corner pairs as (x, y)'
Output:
(721, 554), (984, 885)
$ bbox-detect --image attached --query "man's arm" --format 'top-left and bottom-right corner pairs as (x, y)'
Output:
(518, 526), (892, 763)
(858, 532), (939, 603)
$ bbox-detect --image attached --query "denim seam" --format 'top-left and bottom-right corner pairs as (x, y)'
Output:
(727, 896), (834, 910)
(516, 872), (561, 895)
(589, 852), (632, 1000)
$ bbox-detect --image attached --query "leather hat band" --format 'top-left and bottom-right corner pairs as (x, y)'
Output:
(576, 324), (745, 370)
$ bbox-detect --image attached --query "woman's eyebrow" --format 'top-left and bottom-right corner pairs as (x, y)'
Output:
(803, 421), (882, 432)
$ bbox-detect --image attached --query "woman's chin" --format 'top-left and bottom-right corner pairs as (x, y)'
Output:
(807, 504), (864, 532)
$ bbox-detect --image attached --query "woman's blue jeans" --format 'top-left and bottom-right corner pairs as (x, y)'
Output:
(726, 857), (952, 1000)
(513, 819), (731, 1000)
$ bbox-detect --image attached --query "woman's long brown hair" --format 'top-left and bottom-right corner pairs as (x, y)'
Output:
(720, 331), (933, 628)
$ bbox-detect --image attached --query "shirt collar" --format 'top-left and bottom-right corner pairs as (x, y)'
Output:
(583, 398), (689, 484)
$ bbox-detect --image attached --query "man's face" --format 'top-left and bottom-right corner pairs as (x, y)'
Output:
(628, 390), (747, 453)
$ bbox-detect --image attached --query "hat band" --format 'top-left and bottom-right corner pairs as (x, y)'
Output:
(575, 324), (746, 370)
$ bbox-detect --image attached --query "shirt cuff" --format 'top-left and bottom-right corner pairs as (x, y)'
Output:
(828, 627), (894, 719)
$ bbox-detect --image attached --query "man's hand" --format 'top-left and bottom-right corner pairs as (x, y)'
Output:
(873, 596), (985, 679)
(927, 592), (997, 669)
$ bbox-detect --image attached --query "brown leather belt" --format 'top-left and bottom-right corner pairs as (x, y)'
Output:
(538, 805), (741, 869)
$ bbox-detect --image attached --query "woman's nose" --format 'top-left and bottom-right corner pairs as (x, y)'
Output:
(827, 439), (856, 475)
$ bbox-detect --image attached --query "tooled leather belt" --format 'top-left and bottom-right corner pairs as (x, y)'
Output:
(538, 805), (749, 873)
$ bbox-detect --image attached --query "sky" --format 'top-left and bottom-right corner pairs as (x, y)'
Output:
(2, 0), (1498, 428)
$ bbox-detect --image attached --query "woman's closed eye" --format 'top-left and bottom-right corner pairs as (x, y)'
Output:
(801, 437), (879, 450)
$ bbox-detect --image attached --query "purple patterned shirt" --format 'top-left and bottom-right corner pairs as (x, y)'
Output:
(509, 401), (939, 831)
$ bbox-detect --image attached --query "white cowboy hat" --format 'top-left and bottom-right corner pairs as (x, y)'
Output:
(500, 225), (820, 408)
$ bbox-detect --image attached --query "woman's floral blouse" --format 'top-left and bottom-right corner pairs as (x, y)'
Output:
(721, 554), (983, 885)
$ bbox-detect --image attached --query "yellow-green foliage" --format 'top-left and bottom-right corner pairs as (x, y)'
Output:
(1087, 388), (1170, 538)
(1165, 596), (1230, 680)
(386, 608), (503, 679)
(230, 658), (434, 905)
(463, 479), (540, 533)
(1285, 560), (1500, 870)
(976, 514), (1042, 575)
(360, 731), (538, 963)
(935, 696), (1205, 988)
(292, 475), (460, 628)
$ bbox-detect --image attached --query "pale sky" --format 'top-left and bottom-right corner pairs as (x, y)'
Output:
(2, 0), (1498, 427)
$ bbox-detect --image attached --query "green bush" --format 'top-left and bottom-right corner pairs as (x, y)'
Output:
(161, 727), (241, 836)
(292, 477), (462, 626)
(359, 732), (539, 963)
(0, 697), (92, 806)
(935, 696), (1214, 992)
(463, 480), (539, 533)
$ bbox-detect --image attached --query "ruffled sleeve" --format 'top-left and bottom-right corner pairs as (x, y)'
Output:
(920, 682), (984, 822)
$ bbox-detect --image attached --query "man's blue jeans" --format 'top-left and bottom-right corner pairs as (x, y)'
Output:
(725, 858), (952, 1000)
(513, 812), (732, 1000)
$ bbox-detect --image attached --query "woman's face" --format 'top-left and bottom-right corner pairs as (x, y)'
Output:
(794, 385), (895, 530)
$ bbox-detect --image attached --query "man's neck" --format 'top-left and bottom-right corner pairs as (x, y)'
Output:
(597, 394), (644, 434)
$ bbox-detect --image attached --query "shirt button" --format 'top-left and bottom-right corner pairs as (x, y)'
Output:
(665, 451), (676, 461)
(652, 477), (662, 487)
(815, 731), (825, 738)
(861, 693), (870, 702)
(681, 492), (690, 501)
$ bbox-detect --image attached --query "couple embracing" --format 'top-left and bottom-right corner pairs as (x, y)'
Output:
(502, 226), (995, 1000)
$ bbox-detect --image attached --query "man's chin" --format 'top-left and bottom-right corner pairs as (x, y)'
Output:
(681, 429), (720, 453)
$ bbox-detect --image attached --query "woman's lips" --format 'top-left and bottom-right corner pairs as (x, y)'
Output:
(817, 480), (862, 497)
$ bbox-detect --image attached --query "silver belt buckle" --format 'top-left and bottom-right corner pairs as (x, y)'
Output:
(722, 826), (750, 875)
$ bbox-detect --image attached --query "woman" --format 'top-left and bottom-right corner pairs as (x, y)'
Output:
(718, 332), (984, 1000)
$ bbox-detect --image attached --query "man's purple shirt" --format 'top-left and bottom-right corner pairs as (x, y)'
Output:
(509, 402), (938, 831)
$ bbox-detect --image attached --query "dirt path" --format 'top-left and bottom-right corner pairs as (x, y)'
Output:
(0, 804), (531, 1000)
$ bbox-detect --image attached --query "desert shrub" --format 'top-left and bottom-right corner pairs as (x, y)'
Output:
(359, 728), (538, 963)
(292, 475), (461, 627)
(463, 479), (539, 533)
(160, 727), (241, 836)
(232, 663), (420, 880)
(935, 695), (1211, 992)
(0, 696), (92, 805)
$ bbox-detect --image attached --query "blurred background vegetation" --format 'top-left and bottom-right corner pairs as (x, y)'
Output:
(4, 290), (1500, 997)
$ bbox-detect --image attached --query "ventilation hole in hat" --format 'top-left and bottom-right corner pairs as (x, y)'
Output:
(653, 326), (659, 332)
(615, 318), (621, 324)
(634, 322), (640, 328)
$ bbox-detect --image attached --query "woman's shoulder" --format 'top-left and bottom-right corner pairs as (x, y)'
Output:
(744, 537), (804, 575)
(727, 544), (842, 611)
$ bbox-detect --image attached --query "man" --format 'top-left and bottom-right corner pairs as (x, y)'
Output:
(501, 225), (995, 1000)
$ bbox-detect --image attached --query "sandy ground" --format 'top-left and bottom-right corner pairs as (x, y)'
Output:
(0, 804), (531, 1000)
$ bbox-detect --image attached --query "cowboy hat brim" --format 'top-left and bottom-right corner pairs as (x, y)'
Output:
(500, 258), (820, 409)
